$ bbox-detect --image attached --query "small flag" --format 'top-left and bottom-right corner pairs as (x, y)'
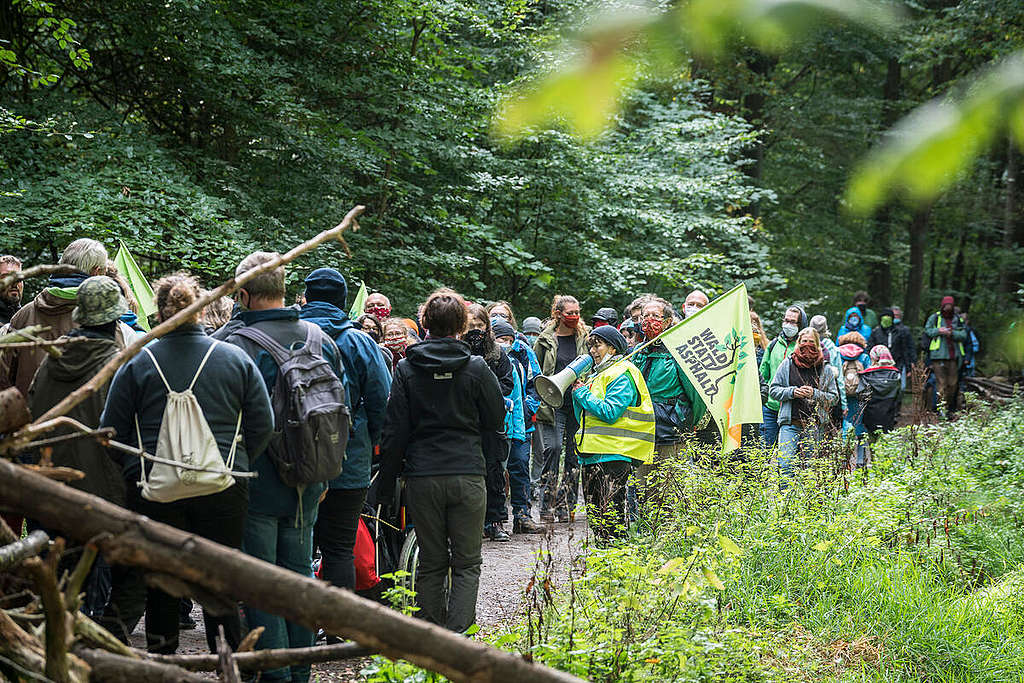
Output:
(349, 280), (368, 319)
(658, 283), (762, 452)
(113, 241), (156, 331)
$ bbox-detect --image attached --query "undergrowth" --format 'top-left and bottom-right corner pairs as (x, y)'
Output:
(363, 398), (1024, 682)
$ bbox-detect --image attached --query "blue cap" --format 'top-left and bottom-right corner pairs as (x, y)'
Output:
(304, 268), (348, 310)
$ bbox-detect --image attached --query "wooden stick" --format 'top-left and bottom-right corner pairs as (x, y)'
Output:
(22, 538), (71, 683)
(4, 204), (365, 449)
(0, 458), (583, 683)
(216, 624), (241, 683)
(0, 264), (76, 291)
(147, 641), (371, 672)
(0, 530), (49, 570)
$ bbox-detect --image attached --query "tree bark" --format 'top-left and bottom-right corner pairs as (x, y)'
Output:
(999, 135), (1018, 295)
(0, 387), (31, 434)
(0, 528), (47, 570)
(867, 56), (902, 305)
(905, 206), (931, 326)
(0, 459), (582, 683)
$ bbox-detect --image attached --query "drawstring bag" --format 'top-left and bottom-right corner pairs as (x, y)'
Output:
(136, 341), (241, 503)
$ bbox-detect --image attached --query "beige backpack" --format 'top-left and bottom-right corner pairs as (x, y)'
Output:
(136, 341), (241, 503)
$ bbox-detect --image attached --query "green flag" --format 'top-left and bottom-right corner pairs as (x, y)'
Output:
(349, 280), (368, 319)
(658, 283), (762, 452)
(113, 241), (156, 331)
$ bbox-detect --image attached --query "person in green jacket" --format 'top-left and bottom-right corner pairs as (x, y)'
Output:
(924, 295), (967, 416)
(631, 297), (706, 499)
(758, 305), (807, 447)
(533, 294), (589, 522)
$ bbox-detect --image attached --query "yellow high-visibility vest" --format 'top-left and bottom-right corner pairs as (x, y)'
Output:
(575, 359), (655, 465)
(928, 312), (965, 357)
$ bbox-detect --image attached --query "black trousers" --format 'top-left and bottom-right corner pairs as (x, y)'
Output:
(314, 487), (367, 590)
(483, 433), (510, 525)
(581, 460), (631, 543)
(138, 483), (248, 654)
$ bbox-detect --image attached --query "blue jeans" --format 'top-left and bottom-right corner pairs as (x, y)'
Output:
(507, 439), (532, 519)
(243, 512), (317, 682)
(761, 405), (780, 447)
(844, 396), (867, 437)
(777, 422), (813, 481)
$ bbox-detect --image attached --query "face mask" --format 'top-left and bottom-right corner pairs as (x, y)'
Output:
(893, 318), (901, 325)
(848, 315), (861, 328)
(464, 329), (487, 355)
(525, 334), (538, 346)
(561, 313), (580, 329)
(592, 320), (608, 328)
(366, 305), (391, 320)
(499, 342), (512, 352)
(642, 318), (664, 340)
(684, 304), (698, 318)
(781, 323), (799, 339)
(880, 315), (893, 329)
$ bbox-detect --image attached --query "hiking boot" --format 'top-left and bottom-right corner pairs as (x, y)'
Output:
(485, 523), (511, 542)
(513, 516), (544, 534)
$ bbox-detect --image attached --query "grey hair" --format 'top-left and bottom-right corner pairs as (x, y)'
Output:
(235, 251), (285, 300)
(0, 255), (22, 268)
(59, 238), (108, 274)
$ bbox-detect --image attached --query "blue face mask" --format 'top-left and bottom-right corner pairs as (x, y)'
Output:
(525, 334), (538, 346)
(894, 318), (901, 325)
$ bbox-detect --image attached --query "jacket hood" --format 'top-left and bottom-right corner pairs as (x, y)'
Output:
(838, 343), (866, 361)
(860, 367), (901, 394)
(33, 289), (78, 316)
(47, 335), (118, 382)
(405, 337), (471, 372)
(300, 301), (354, 339)
(844, 306), (865, 326)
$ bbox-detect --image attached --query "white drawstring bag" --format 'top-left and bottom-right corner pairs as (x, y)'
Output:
(136, 341), (241, 503)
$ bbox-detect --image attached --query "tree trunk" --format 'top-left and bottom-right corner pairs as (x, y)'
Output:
(0, 459), (582, 683)
(999, 135), (1018, 295)
(905, 207), (931, 326)
(867, 57), (902, 305)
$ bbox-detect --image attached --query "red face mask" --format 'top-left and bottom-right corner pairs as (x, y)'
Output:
(592, 320), (608, 328)
(366, 304), (391, 320)
(561, 313), (580, 329)
(642, 318), (664, 340)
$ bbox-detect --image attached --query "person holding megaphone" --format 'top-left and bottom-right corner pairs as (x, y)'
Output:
(569, 325), (655, 544)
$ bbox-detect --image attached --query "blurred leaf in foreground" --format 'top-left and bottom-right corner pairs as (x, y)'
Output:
(847, 52), (1024, 215)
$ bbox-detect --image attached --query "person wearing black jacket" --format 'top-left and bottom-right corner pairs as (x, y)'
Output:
(866, 307), (914, 390)
(378, 289), (505, 633)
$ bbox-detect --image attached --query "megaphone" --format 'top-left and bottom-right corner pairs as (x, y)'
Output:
(535, 354), (593, 409)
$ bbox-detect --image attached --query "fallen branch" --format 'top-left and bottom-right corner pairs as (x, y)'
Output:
(0, 458), (582, 683)
(0, 530), (49, 571)
(0, 386), (32, 434)
(0, 337), (90, 350)
(147, 641), (371, 672)
(74, 647), (207, 683)
(3, 204), (365, 452)
(22, 538), (72, 683)
(216, 624), (241, 683)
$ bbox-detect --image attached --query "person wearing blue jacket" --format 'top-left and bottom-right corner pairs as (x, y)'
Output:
(836, 306), (871, 342)
(493, 319), (543, 534)
(219, 253), (345, 683)
(299, 268), (390, 599)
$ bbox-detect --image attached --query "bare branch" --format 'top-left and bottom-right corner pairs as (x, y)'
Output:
(0, 264), (77, 291)
(0, 530), (49, 570)
(147, 640), (370, 672)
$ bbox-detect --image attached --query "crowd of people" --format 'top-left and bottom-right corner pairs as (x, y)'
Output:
(0, 241), (982, 677)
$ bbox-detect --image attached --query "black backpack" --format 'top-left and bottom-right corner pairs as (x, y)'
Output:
(233, 321), (351, 487)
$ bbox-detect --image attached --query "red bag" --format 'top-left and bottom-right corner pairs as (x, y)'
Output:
(354, 517), (380, 591)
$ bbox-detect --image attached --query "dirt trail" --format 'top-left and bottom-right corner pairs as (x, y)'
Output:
(139, 510), (589, 680)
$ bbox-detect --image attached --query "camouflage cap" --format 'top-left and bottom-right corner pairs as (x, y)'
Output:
(73, 276), (129, 326)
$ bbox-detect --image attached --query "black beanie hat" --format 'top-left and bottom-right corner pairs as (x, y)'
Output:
(590, 324), (627, 354)
(491, 319), (516, 340)
(304, 268), (348, 310)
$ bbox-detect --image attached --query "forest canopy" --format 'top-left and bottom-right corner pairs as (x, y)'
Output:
(1, 0), (1022, 341)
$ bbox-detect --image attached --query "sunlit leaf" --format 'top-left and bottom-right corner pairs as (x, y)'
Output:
(719, 534), (743, 556)
(702, 565), (725, 590)
(658, 557), (688, 574)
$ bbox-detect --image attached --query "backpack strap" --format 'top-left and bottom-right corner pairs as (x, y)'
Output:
(302, 320), (323, 357)
(188, 341), (221, 391)
(232, 325), (293, 367)
(142, 347), (172, 393)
